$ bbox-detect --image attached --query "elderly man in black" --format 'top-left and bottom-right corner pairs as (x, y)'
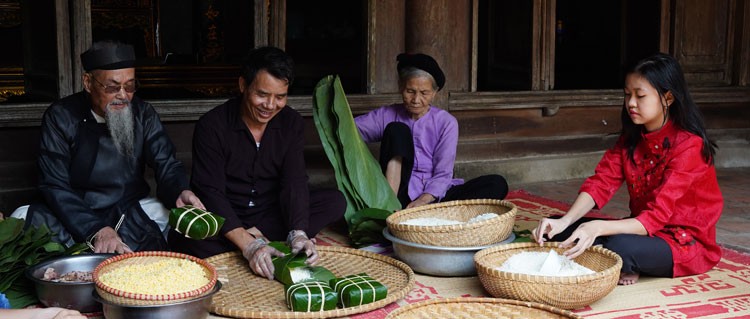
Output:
(11, 40), (204, 253)
(169, 47), (346, 280)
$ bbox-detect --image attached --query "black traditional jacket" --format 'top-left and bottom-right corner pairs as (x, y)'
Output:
(35, 91), (188, 250)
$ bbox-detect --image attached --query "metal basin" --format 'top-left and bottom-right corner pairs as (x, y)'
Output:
(93, 281), (221, 319)
(383, 228), (515, 276)
(25, 253), (115, 313)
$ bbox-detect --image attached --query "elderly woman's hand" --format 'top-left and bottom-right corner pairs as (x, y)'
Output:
(406, 193), (435, 209)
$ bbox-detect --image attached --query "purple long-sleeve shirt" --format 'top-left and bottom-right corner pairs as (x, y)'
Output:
(354, 104), (463, 200)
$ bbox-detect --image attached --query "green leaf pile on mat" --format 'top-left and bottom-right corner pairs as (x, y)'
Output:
(0, 217), (65, 308)
(312, 75), (402, 247)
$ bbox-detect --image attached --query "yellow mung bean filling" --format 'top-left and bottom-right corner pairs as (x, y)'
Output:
(99, 257), (209, 295)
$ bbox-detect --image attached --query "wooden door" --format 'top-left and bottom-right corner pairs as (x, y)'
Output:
(672, 0), (736, 86)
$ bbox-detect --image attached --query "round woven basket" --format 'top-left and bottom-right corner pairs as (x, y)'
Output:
(93, 251), (218, 306)
(385, 297), (581, 319)
(474, 242), (622, 309)
(386, 199), (516, 247)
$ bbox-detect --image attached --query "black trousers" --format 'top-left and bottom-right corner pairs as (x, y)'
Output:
(169, 188), (346, 259)
(549, 216), (674, 277)
(379, 122), (509, 208)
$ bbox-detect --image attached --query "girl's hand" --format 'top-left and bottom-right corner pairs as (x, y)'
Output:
(559, 220), (602, 259)
(532, 217), (569, 245)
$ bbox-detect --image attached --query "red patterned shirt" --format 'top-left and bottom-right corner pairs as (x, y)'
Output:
(580, 120), (723, 277)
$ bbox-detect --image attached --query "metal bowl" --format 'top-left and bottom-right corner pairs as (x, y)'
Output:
(25, 253), (115, 313)
(93, 281), (222, 319)
(383, 228), (515, 276)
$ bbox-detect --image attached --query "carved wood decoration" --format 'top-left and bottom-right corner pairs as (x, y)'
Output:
(0, 0), (20, 27)
(198, 0), (223, 63)
(673, 0), (736, 86)
(0, 1), (23, 101)
(91, 0), (158, 57)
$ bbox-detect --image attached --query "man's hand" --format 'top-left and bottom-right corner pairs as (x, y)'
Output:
(176, 190), (205, 210)
(288, 230), (319, 265)
(242, 238), (285, 280)
(93, 227), (132, 254)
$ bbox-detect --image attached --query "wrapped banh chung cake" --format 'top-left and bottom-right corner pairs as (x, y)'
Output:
(270, 242), (339, 312)
(169, 205), (224, 239)
(330, 273), (387, 307)
(285, 281), (338, 312)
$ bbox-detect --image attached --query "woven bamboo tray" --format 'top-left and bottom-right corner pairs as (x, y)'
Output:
(386, 199), (516, 247)
(385, 297), (581, 319)
(205, 246), (415, 319)
(474, 242), (622, 309)
(93, 251), (218, 306)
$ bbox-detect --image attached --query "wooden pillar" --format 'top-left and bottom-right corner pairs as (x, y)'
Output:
(404, 0), (472, 105)
(71, 0), (92, 92)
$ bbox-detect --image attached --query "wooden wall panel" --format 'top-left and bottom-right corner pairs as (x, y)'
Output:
(673, 0), (735, 86)
(367, 0), (405, 94)
(404, 0), (472, 96)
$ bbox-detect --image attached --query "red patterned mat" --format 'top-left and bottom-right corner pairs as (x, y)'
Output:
(210, 190), (750, 319)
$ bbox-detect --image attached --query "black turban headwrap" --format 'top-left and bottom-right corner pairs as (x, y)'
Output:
(80, 42), (136, 72)
(396, 53), (446, 91)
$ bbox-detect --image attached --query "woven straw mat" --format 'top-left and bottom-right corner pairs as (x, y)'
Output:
(385, 297), (581, 319)
(206, 246), (415, 319)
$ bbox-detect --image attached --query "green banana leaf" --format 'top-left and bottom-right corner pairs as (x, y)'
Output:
(348, 208), (392, 246)
(330, 77), (401, 213)
(268, 241), (292, 255)
(0, 217), (24, 247)
(0, 218), (65, 308)
(312, 76), (366, 214)
(312, 75), (401, 246)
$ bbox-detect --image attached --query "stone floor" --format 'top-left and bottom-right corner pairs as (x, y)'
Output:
(515, 166), (750, 253)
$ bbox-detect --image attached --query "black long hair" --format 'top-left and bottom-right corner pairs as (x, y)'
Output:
(621, 53), (716, 165)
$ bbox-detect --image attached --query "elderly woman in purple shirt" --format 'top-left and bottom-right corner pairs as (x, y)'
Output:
(355, 53), (508, 208)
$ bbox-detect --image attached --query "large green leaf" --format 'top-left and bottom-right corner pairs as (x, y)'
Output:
(311, 76), (401, 246)
(313, 76), (365, 214)
(330, 77), (401, 213)
(4, 278), (37, 309)
(0, 218), (24, 247)
(0, 220), (64, 308)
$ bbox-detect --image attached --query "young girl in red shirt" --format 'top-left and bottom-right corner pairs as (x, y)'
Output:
(532, 53), (723, 285)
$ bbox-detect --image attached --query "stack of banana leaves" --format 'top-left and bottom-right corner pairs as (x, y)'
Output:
(0, 217), (66, 308)
(312, 75), (402, 247)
